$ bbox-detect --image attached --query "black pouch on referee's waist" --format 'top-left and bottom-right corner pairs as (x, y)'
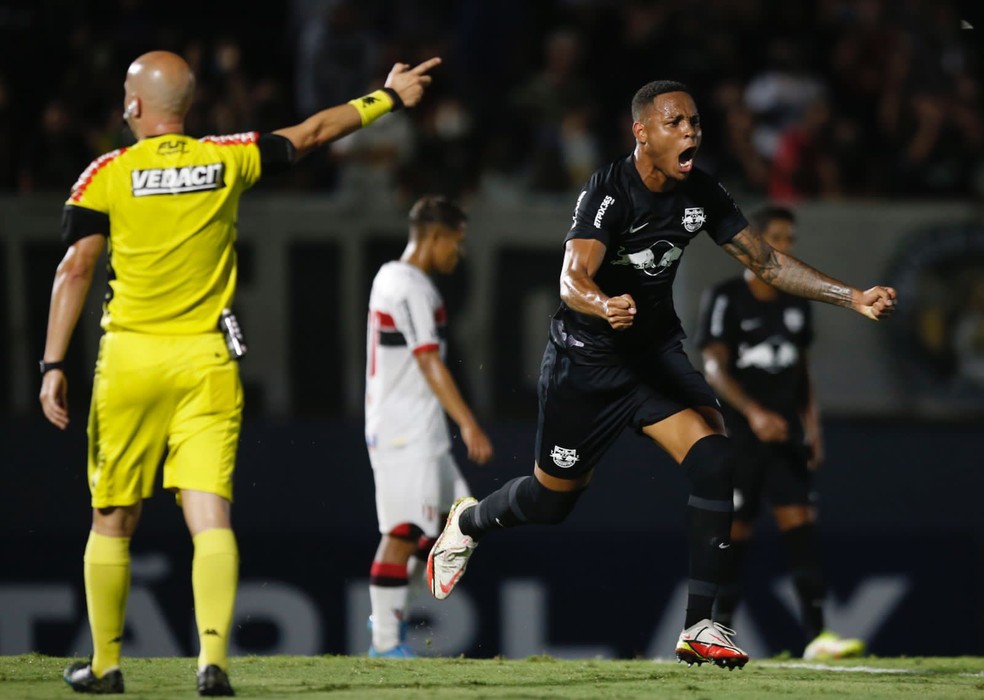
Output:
(218, 308), (248, 360)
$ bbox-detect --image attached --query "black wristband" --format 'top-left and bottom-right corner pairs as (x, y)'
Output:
(40, 360), (66, 375)
(382, 87), (404, 111)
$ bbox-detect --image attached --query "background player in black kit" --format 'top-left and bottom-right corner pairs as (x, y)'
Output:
(695, 205), (864, 660)
(427, 80), (896, 669)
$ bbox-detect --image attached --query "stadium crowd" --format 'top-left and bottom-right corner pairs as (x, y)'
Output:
(1, 0), (980, 206)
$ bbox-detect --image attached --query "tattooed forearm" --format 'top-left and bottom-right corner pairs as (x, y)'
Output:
(763, 251), (855, 307)
(723, 228), (856, 308)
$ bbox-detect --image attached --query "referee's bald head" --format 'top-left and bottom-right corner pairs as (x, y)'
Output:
(125, 51), (196, 121)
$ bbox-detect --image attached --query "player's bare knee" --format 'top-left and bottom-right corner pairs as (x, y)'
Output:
(92, 503), (141, 537)
(378, 524), (422, 561)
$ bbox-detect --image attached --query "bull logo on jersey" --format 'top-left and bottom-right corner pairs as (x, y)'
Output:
(549, 445), (580, 469)
(681, 207), (706, 233)
(611, 240), (683, 277)
(735, 339), (799, 373)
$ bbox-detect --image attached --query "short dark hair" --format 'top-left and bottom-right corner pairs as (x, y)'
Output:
(408, 195), (467, 233)
(631, 80), (691, 121)
(749, 205), (796, 233)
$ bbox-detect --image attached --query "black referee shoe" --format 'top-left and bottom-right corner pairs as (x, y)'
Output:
(197, 665), (235, 697)
(63, 661), (124, 694)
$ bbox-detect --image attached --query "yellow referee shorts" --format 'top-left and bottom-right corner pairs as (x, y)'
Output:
(86, 331), (243, 508)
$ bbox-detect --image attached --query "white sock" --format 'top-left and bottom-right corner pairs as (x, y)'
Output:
(370, 584), (408, 651)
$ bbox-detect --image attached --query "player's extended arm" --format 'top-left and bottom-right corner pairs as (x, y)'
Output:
(39, 234), (105, 429)
(273, 57), (441, 160)
(701, 342), (788, 442)
(722, 227), (896, 320)
(560, 238), (636, 330)
(414, 349), (493, 464)
(798, 351), (824, 469)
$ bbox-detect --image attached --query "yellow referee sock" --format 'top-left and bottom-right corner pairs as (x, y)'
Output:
(192, 528), (239, 671)
(83, 531), (131, 677)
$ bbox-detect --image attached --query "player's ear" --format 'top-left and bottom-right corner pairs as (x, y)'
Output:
(125, 98), (140, 119)
(632, 120), (646, 144)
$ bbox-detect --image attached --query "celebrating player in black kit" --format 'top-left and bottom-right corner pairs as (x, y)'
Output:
(695, 206), (864, 660)
(427, 80), (896, 669)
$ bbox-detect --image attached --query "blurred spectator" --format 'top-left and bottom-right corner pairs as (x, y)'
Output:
(1, 0), (980, 202)
(508, 27), (598, 194)
(397, 95), (477, 203)
(701, 79), (771, 195)
(18, 100), (91, 193)
(330, 95), (415, 209)
(291, 0), (381, 117)
(768, 98), (843, 202)
(744, 38), (828, 162)
(0, 75), (15, 189)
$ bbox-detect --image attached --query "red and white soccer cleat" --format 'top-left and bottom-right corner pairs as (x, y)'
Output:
(675, 619), (749, 670)
(427, 497), (479, 600)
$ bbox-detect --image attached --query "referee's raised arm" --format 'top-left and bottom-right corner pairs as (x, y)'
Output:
(273, 57), (441, 161)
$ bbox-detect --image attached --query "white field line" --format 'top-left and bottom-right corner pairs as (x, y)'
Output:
(763, 662), (913, 674)
(650, 659), (915, 674)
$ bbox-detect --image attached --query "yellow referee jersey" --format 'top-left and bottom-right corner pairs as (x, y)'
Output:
(64, 132), (264, 334)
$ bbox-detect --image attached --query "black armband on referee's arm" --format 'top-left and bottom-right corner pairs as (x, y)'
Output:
(258, 133), (297, 175)
(61, 205), (109, 246)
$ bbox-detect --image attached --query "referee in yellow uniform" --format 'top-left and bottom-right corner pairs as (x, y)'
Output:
(39, 50), (439, 696)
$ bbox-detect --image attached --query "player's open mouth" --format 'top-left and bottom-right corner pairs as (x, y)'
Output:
(678, 147), (697, 172)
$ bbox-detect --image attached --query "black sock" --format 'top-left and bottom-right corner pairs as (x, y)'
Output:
(714, 537), (749, 627)
(782, 523), (826, 640)
(459, 478), (528, 540)
(460, 476), (585, 541)
(682, 435), (735, 628)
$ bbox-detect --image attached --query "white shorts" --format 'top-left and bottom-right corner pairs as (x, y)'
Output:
(368, 447), (470, 537)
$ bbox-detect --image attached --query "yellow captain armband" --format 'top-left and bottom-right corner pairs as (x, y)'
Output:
(348, 88), (404, 127)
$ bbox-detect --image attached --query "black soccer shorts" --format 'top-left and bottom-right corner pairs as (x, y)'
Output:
(730, 438), (814, 521)
(534, 340), (720, 479)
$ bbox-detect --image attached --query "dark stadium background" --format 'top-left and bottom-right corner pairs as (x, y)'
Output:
(1, 0), (982, 659)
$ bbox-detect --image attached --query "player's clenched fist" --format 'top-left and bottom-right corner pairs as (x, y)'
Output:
(855, 285), (897, 321)
(385, 57), (442, 108)
(605, 293), (637, 330)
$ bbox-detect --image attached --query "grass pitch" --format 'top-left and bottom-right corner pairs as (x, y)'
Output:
(2, 654), (982, 699)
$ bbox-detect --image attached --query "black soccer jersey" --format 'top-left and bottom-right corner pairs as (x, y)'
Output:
(694, 276), (814, 440)
(554, 156), (748, 364)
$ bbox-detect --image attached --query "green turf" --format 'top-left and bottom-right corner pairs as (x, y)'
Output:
(2, 654), (982, 699)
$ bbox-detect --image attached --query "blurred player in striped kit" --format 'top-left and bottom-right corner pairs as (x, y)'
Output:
(365, 195), (493, 657)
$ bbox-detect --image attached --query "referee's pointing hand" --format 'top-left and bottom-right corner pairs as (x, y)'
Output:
(385, 57), (442, 108)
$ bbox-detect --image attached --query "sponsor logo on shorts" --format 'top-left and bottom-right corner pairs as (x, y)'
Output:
(681, 206), (706, 233)
(131, 163), (226, 196)
(549, 445), (580, 469)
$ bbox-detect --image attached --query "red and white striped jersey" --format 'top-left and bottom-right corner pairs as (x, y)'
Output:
(365, 261), (450, 454)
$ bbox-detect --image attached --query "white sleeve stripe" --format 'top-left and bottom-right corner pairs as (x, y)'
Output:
(710, 294), (728, 338)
